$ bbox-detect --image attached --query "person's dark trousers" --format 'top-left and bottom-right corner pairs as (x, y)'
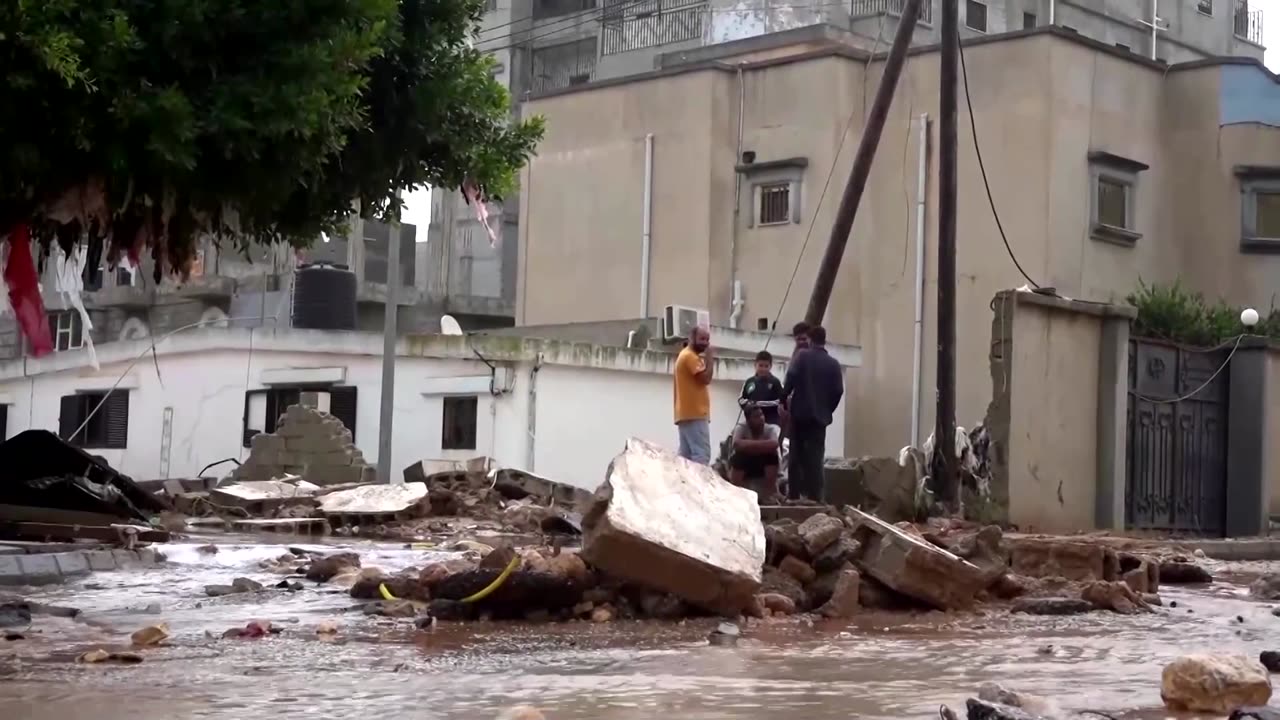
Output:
(787, 421), (827, 501)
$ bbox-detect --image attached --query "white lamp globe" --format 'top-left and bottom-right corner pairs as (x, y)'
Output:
(1241, 308), (1260, 327)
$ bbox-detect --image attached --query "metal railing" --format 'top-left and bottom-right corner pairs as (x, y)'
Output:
(601, 0), (706, 55)
(531, 37), (599, 93)
(1234, 1), (1264, 45)
(850, 0), (933, 24)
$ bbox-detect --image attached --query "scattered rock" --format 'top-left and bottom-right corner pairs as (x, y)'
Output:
(778, 555), (817, 585)
(637, 592), (686, 619)
(1010, 597), (1093, 616)
(590, 605), (614, 623)
(582, 439), (765, 616)
(196, 544), (219, 555)
(765, 521), (809, 564)
(427, 598), (474, 621)
(1252, 574), (1280, 600)
(1160, 561), (1213, 585)
(988, 574), (1031, 599)
(708, 621), (740, 646)
(847, 507), (987, 610)
(316, 620), (340, 635)
(965, 697), (1045, 720)
(77, 648), (111, 663)
(812, 536), (861, 574)
(232, 577), (264, 592)
(130, 623), (170, 646)
(363, 600), (418, 618)
(0, 602), (32, 628)
(480, 545), (518, 571)
(415, 614), (438, 630)
(818, 567), (861, 619)
(1232, 707), (1280, 720)
(305, 552), (361, 582)
(757, 593), (797, 615)
(4, 632), (24, 641)
(1081, 580), (1150, 614)
(204, 584), (238, 597)
(1261, 651), (1280, 673)
(1141, 593), (1163, 606)
(223, 620), (275, 639)
(797, 513), (845, 556)
(1161, 654), (1273, 712)
(1008, 539), (1114, 582)
(276, 580), (303, 592)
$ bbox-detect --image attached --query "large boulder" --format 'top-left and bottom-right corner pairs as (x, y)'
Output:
(582, 439), (766, 616)
(1161, 654), (1273, 713)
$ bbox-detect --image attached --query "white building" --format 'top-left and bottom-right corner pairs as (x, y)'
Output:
(0, 327), (860, 490)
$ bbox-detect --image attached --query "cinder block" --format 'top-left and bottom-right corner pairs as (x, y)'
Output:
(305, 464), (363, 486)
(86, 550), (118, 571)
(112, 549), (140, 567)
(53, 552), (90, 577)
(250, 433), (286, 452)
(18, 554), (62, 584)
(360, 465), (377, 484)
(135, 548), (159, 565)
(276, 452), (303, 467)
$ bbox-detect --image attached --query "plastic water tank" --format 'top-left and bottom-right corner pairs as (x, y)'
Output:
(292, 262), (357, 330)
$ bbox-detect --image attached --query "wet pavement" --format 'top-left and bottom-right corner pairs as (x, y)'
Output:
(3, 536), (1278, 719)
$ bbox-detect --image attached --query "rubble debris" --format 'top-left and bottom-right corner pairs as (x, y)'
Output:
(1160, 560), (1213, 585)
(316, 483), (428, 517)
(797, 513), (844, 557)
(817, 567), (861, 618)
(234, 401), (375, 487)
(845, 507), (986, 610)
(204, 577), (266, 597)
(707, 621), (740, 646)
(0, 602), (32, 627)
(964, 698), (1045, 720)
(1233, 707), (1280, 720)
(77, 648), (144, 664)
(757, 592), (797, 615)
(0, 430), (168, 522)
(130, 623), (170, 646)
(1251, 573), (1280, 600)
(1081, 581), (1151, 614)
(1161, 654), (1273, 712)
(495, 706), (547, 720)
(306, 552), (361, 582)
(223, 620), (276, 639)
(823, 455), (925, 523)
(1008, 538), (1117, 582)
(316, 619), (340, 634)
(582, 439), (766, 616)
(1010, 597), (1092, 615)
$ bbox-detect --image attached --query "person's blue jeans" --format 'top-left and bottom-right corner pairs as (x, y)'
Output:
(676, 419), (711, 465)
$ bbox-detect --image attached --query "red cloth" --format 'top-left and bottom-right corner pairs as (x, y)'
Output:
(5, 224), (53, 356)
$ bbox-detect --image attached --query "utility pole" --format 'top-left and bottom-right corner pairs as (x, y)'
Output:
(934, 0), (959, 507)
(377, 192), (402, 485)
(804, 0), (924, 326)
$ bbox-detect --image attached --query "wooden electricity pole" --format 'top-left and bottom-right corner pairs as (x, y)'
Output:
(803, 0), (924, 326)
(933, 0), (959, 506)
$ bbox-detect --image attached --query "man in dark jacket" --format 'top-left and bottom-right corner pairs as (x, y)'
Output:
(782, 325), (843, 501)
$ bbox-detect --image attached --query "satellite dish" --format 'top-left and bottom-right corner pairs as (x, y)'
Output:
(440, 315), (464, 336)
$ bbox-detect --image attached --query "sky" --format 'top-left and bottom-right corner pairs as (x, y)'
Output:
(397, 3), (1280, 237)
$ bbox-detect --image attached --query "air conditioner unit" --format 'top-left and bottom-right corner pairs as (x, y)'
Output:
(662, 304), (710, 343)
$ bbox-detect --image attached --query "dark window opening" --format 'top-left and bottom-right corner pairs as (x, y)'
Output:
(756, 317), (770, 331)
(1255, 191), (1280, 238)
(0, 404), (8, 442)
(59, 391), (129, 449)
(48, 311), (84, 352)
(242, 386), (358, 447)
(965, 0), (988, 31)
(442, 396), (479, 450)
(1023, 11), (1036, 28)
(758, 183), (791, 225)
(1096, 177), (1130, 229)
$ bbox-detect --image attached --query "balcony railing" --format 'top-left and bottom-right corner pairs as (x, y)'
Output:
(1234, 1), (1264, 45)
(850, 0), (933, 25)
(531, 37), (599, 92)
(601, 0), (706, 55)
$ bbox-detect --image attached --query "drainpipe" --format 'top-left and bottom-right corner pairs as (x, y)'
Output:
(1049, 0), (1055, 24)
(910, 113), (930, 449)
(525, 354), (541, 471)
(728, 64), (746, 329)
(640, 133), (654, 318)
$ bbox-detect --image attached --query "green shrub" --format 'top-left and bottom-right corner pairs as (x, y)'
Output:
(1126, 280), (1279, 347)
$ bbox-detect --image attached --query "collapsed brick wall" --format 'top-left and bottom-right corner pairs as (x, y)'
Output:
(234, 395), (375, 486)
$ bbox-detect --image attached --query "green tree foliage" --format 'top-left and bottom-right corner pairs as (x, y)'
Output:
(0, 0), (543, 276)
(1126, 280), (1280, 346)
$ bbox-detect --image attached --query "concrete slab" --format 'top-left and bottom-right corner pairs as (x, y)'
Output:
(18, 554), (62, 584)
(0, 554), (22, 583)
(53, 552), (91, 577)
(847, 507), (987, 610)
(317, 482), (427, 515)
(85, 550), (118, 571)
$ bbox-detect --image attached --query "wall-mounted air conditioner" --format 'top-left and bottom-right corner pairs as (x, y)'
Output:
(661, 304), (710, 343)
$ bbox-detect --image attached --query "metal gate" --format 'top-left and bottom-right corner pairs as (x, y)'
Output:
(1125, 338), (1230, 536)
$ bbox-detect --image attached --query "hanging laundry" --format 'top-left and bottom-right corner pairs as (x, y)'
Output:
(54, 244), (99, 370)
(462, 178), (498, 248)
(4, 224), (53, 356)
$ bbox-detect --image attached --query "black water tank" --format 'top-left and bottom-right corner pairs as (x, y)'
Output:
(292, 262), (357, 330)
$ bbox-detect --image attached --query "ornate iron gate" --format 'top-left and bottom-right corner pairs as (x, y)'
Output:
(1125, 338), (1229, 536)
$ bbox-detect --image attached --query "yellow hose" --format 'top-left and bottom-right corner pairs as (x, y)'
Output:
(378, 583), (398, 601)
(460, 554), (519, 604)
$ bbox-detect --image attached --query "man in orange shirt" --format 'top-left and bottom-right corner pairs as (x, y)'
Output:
(673, 326), (714, 464)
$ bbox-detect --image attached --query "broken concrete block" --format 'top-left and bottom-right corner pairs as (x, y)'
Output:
(1162, 654), (1272, 713)
(818, 567), (861, 618)
(845, 506), (987, 610)
(582, 438), (766, 616)
(1008, 538), (1116, 581)
(306, 464), (365, 486)
(797, 513), (844, 556)
(317, 483), (427, 515)
(250, 433), (286, 453)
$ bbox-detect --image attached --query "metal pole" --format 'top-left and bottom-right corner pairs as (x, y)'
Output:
(803, 0), (923, 326)
(910, 113), (930, 450)
(934, 0), (959, 507)
(377, 195), (401, 485)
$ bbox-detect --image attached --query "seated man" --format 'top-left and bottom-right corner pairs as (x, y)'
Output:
(729, 403), (781, 502)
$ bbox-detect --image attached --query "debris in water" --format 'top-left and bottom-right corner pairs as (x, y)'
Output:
(708, 621), (741, 646)
(130, 623), (170, 647)
(1260, 651), (1280, 673)
(77, 648), (143, 664)
(315, 620), (340, 635)
(223, 620), (275, 639)
(1161, 654), (1273, 712)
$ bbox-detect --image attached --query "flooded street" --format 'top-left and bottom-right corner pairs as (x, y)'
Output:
(3, 536), (1276, 719)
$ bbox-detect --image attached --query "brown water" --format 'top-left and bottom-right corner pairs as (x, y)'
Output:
(2, 537), (1276, 719)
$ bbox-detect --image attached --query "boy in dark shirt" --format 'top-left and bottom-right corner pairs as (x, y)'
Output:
(739, 350), (784, 426)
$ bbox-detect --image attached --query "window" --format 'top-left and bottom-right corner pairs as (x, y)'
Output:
(965, 0), (987, 31)
(1254, 190), (1280, 237)
(1088, 151), (1147, 247)
(242, 386), (357, 446)
(1115, 43), (1131, 52)
(758, 183), (792, 226)
(1023, 11), (1036, 28)
(59, 391), (129, 449)
(48, 311), (84, 352)
(1197, 0), (1213, 15)
(756, 317), (770, 331)
(1238, 168), (1280, 253)
(442, 396), (479, 450)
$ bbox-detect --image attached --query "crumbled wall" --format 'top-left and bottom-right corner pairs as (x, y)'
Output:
(234, 394), (374, 486)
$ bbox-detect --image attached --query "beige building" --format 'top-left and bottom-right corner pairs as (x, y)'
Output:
(515, 25), (1280, 458)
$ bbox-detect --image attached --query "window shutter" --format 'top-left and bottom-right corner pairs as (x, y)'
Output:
(329, 386), (358, 441)
(104, 391), (130, 448)
(243, 390), (266, 447)
(59, 395), (79, 442)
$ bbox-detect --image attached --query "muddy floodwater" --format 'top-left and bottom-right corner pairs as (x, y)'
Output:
(2, 536), (1276, 719)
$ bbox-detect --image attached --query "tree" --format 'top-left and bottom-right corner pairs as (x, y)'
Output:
(0, 0), (543, 276)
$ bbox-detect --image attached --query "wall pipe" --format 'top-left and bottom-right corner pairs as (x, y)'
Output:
(640, 133), (654, 317)
(728, 65), (746, 329)
(910, 113), (930, 449)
